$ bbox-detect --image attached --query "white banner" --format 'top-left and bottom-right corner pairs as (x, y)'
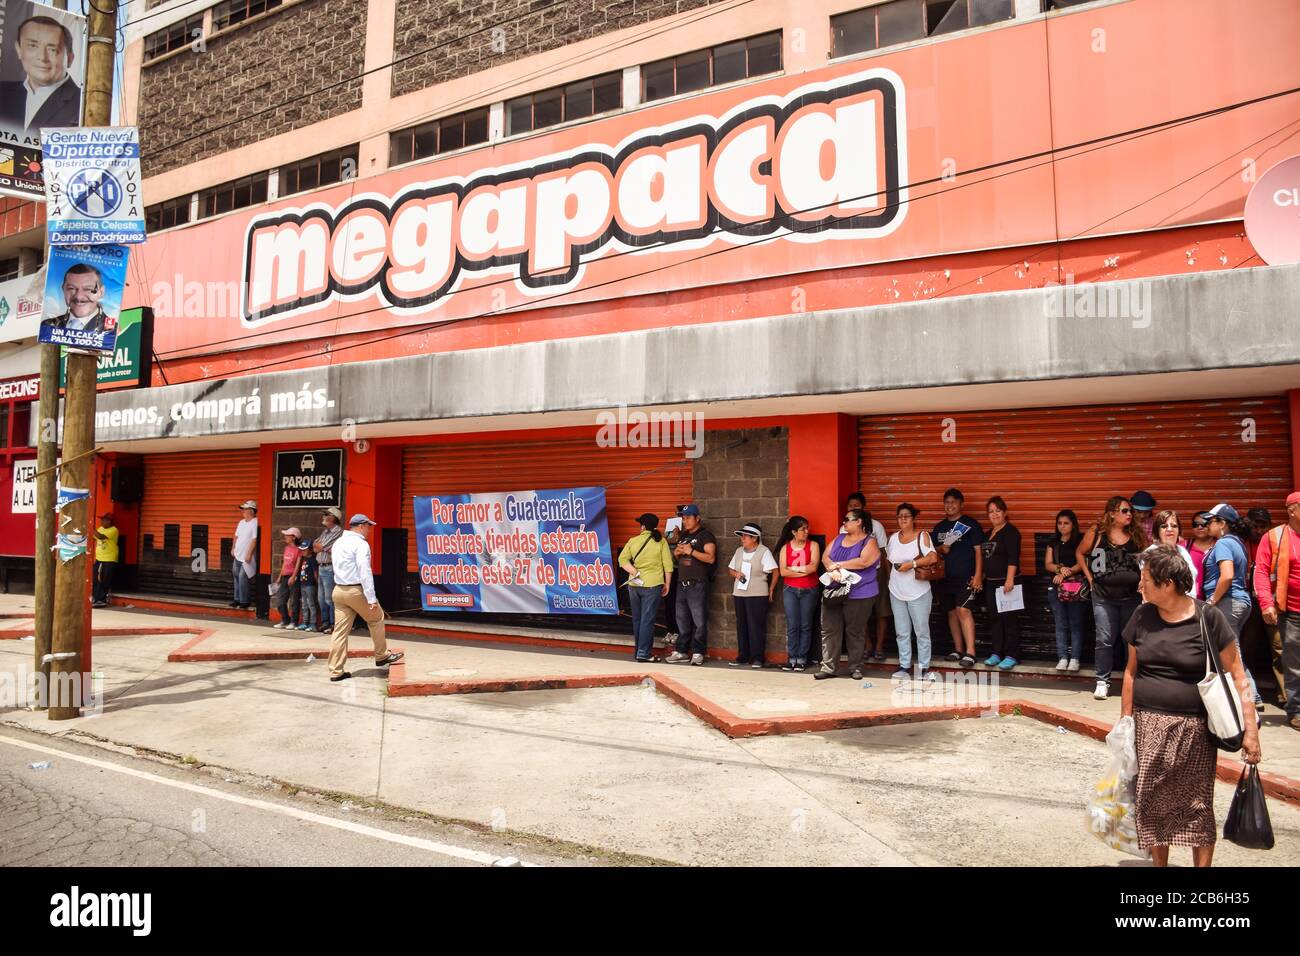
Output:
(0, 266), (43, 343)
(11, 457), (35, 513)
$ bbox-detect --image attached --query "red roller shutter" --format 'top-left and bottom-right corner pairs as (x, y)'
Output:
(858, 397), (1293, 573)
(401, 436), (692, 570)
(139, 449), (261, 564)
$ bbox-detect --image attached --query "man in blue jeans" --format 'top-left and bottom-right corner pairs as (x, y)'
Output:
(313, 507), (345, 632)
(230, 500), (258, 609)
(665, 504), (716, 666)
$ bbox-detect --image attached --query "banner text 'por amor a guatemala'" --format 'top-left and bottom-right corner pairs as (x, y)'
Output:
(414, 487), (618, 614)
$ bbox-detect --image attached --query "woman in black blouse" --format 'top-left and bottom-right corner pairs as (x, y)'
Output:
(981, 497), (1022, 671)
(1121, 545), (1260, 867)
(1045, 509), (1086, 672)
(1079, 496), (1147, 700)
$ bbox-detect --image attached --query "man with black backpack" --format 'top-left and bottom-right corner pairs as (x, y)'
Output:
(665, 504), (717, 665)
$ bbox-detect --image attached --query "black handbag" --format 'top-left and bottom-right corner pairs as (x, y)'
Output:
(1224, 764), (1274, 850)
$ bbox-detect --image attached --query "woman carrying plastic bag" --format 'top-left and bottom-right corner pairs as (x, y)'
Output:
(1091, 546), (1262, 866)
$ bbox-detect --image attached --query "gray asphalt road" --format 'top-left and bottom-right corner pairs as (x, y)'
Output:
(0, 727), (586, 867)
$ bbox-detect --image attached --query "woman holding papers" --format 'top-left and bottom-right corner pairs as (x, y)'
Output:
(981, 497), (1023, 670)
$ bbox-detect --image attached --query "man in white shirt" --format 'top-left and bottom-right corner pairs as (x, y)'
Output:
(0, 16), (83, 138)
(230, 500), (258, 610)
(327, 513), (403, 682)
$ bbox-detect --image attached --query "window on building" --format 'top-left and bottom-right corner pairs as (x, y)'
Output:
(831, 0), (1013, 57)
(212, 0), (283, 30)
(0, 404), (9, 449)
(0, 257), (18, 282)
(145, 194), (193, 233)
(198, 173), (269, 220)
(10, 402), (30, 451)
(389, 108), (489, 166)
(1042, 0), (1099, 8)
(505, 72), (621, 137)
(642, 32), (781, 103)
(143, 14), (204, 62)
(278, 145), (360, 197)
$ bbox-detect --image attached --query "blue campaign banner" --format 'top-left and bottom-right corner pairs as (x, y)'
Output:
(43, 128), (146, 245)
(38, 244), (128, 353)
(414, 486), (619, 615)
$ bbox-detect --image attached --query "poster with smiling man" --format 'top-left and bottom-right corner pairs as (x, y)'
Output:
(38, 243), (127, 352)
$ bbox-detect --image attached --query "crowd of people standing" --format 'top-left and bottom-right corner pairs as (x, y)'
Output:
(616, 488), (1300, 733)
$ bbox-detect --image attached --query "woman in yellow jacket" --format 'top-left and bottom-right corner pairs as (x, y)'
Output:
(619, 513), (675, 662)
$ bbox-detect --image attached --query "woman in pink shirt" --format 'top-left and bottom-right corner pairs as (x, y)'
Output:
(273, 527), (304, 629)
(1187, 511), (1214, 598)
(777, 516), (821, 672)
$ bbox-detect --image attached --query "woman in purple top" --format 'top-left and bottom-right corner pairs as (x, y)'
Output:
(816, 508), (881, 680)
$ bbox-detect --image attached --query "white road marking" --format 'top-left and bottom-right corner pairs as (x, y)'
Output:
(0, 734), (534, 867)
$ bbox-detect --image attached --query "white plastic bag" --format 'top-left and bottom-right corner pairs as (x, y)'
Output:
(1085, 715), (1149, 859)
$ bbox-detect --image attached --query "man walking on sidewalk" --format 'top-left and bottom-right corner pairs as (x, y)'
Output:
(328, 513), (403, 683)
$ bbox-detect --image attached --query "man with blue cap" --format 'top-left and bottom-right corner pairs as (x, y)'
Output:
(327, 513), (403, 682)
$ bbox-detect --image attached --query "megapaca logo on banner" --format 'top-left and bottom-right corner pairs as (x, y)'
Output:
(242, 68), (907, 325)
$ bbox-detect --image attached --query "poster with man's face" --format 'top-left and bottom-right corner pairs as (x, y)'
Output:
(0, 0), (86, 199)
(38, 243), (127, 352)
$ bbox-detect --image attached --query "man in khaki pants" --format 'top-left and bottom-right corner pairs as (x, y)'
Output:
(327, 513), (403, 682)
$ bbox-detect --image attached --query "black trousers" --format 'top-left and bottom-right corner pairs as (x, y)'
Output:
(984, 583), (1022, 659)
(734, 595), (769, 663)
(93, 560), (116, 604)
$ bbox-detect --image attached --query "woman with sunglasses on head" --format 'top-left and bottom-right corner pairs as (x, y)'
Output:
(1045, 509), (1086, 672)
(816, 508), (881, 681)
(1079, 496), (1148, 700)
(1144, 510), (1197, 599)
(885, 502), (939, 680)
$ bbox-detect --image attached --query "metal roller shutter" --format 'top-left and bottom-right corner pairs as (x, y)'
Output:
(401, 436), (693, 573)
(138, 449), (261, 599)
(858, 397), (1293, 659)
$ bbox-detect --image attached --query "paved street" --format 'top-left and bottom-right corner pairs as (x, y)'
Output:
(0, 727), (604, 867)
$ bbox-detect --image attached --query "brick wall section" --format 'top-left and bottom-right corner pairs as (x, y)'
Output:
(392, 0), (728, 98)
(687, 427), (788, 657)
(138, 0), (366, 177)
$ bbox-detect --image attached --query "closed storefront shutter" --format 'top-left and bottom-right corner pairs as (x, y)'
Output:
(858, 397), (1293, 658)
(399, 435), (692, 625)
(138, 449), (260, 600)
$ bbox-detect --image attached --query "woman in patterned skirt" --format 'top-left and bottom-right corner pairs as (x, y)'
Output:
(1120, 545), (1261, 866)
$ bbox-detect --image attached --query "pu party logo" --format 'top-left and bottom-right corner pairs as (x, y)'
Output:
(242, 68), (908, 324)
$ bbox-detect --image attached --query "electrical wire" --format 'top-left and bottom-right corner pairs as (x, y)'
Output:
(149, 82), (1300, 372)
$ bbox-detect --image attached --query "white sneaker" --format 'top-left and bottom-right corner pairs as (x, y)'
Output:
(690, 653), (705, 666)
(664, 651), (689, 664)
(1056, 658), (1069, 672)
(1068, 659), (1080, 672)
(1093, 680), (1109, 700)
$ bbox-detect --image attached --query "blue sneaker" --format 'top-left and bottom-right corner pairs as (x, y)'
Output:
(984, 654), (1001, 667)
(998, 656), (1018, 671)
(297, 623), (312, 631)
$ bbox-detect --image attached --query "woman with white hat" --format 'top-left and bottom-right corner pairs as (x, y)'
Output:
(727, 523), (778, 668)
(273, 527), (304, 629)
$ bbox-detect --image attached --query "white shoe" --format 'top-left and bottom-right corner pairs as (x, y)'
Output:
(1093, 680), (1109, 700)
(664, 651), (689, 664)
(1068, 659), (1080, 672)
(1056, 658), (1069, 672)
(690, 653), (705, 666)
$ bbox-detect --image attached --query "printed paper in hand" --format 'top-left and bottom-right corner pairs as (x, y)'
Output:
(995, 585), (1025, 613)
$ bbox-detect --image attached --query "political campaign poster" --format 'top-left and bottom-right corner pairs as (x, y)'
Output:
(59, 306), (154, 390)
(414, 487), (618, 615)
(0, 0), (87, 200)
(43, 127), (145, 244)
(38, 242), (126, 352)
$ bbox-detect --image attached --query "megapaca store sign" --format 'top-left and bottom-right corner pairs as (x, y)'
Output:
(242, 68), (907, 323)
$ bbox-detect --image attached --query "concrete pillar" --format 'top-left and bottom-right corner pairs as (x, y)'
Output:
(342, 442), (401, 574)
(787, 413), (858, 540)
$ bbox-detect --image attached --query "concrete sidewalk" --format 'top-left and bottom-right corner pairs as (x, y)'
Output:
(3, 597), (1299, 866)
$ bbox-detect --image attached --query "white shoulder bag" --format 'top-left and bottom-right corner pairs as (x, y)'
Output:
(1197, 603), (1244, 753)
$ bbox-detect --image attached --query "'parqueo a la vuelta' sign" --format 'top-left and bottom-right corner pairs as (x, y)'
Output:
(242, 68), (908, 325)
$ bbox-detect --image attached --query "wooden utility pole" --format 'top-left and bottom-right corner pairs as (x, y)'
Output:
(48, 0), (117, 720)
(32, 0), (72, 705)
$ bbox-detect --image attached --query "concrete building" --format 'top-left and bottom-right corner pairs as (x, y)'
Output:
(3, 0), (1299, 661)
